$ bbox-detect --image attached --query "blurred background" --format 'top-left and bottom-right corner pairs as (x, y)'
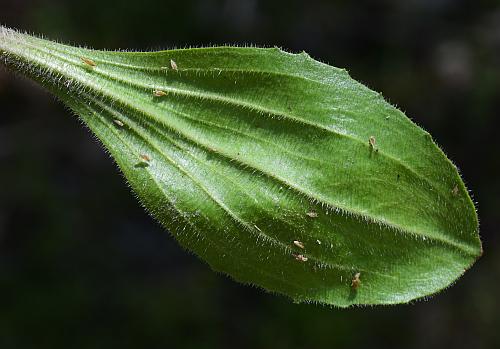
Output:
(0, 0), (499, 348)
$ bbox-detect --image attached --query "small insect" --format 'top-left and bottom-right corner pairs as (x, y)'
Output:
(135, 155), (151, 168)
(306, 211), (318, 218)
(368, 136), (379, 153)
(80, 57), (96, 67)
(351, 272), (361, 289)
(293, 254), (308, 262)
(316, 239), (321, 245)
(153, 90), (167, 97)
(113, 119), (124, 127)
(293, 240), (305, 249)
(140, 154), (151, 162)
(452, 185), (459, 196)
(369, 136), (376, 147)
(369, 136), (377, 149)
(170, 59), (178, 71)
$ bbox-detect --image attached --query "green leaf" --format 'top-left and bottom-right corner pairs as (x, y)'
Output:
(0, 26), (481, 307)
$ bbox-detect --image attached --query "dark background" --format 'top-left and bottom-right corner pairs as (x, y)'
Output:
(1, 1), (499, 348)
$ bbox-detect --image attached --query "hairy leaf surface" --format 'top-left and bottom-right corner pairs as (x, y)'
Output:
(0, 26), (482, 306)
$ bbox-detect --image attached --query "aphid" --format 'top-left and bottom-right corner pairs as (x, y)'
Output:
(136, 154), (151, 168)
(452, 185), (459, 196)
(293, 254), (308, 262)
(170, 59), (178, 71)
(368, 136), (379, 153)
(153, 90), (167, 97)
(140, 154), (151, 162)
(113, 119), (124, 127)
(351, 272), (361, 289)
(368, 136), (378, 152)
(80, 57), (96, 67)
(369, 136), (376, 147)
(306, 211), (318, 218)
(293, 240), (305, 249)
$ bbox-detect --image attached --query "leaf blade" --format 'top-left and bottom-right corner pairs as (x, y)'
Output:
(0, 26), (481, 306)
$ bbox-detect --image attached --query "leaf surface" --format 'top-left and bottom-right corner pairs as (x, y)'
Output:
(0, 26), (482, 306)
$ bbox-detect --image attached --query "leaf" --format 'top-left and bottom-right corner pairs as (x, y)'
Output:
(0, 26), (482, 307)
